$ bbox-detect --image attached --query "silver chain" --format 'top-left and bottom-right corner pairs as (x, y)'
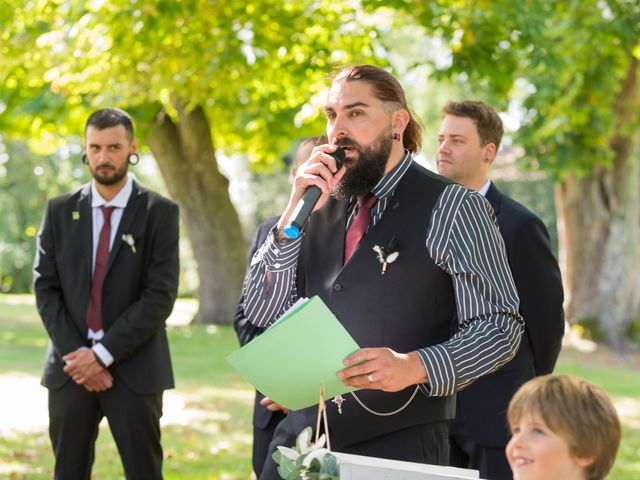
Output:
(349, 385), (420, 416)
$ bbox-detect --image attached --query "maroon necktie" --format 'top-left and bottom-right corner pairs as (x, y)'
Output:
(344, 193), (378, 264)
(85, 206), (114, 332)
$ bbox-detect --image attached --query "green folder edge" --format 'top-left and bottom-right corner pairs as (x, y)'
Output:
(226, 296), (361, 410)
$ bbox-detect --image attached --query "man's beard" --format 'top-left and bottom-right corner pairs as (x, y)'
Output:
(332, 129), (392, 200)
(91, 162), (128, 186)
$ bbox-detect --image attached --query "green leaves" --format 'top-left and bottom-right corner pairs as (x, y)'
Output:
(1, 0), (378, 169)
(273, 427), (339, 480)
(389, 0), (640, 178)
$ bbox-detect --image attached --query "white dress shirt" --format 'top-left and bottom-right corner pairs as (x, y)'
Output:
(88, 174), (133, 366)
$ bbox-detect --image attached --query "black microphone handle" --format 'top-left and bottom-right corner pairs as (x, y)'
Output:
(283, 147), (345, 239)
(282, 186), (322, 238)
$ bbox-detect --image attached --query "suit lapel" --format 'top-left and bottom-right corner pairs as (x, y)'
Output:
(78, 184), (93, 282)
(106, 181), (144, 275)
(485, 182), (502, 216)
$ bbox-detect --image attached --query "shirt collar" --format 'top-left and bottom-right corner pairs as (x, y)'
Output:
(370, 150), (413, 200)
(91, 174), (133, 208)
(478, 179), (492, 197)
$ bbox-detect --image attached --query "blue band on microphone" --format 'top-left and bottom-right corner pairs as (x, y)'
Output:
(283, 225), (301, 239)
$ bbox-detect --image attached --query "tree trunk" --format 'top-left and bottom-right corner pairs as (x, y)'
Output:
(146, 104), (246, 324)
(556, 57), (640, 349)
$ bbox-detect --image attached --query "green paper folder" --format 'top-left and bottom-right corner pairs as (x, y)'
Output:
(226, 296), (361, 410)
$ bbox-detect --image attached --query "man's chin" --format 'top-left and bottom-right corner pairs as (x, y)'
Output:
(93, 173), (126, 186)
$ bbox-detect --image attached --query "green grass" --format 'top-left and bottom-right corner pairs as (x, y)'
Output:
(1, 294), (639, 479)
(0, 295), (254, 479)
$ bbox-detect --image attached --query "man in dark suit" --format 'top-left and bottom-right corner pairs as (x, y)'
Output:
(33, 107), (180, 479)
(437, 100), (564, 479)
(234, 136), (324, 477)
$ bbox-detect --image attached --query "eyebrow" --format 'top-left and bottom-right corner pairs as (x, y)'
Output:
(438, 133), (467, 139)
(325, 101), (370, 113)
(88, 142), (124, 148)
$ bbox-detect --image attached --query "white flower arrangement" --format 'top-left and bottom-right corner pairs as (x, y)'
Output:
(273, 427), (339, 479)
(373, 244), (399, 275)
(121, 233), (136, 253)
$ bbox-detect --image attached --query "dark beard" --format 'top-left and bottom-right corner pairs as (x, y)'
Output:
(91, 164), (128, 186)
(332, 131), (392, 200)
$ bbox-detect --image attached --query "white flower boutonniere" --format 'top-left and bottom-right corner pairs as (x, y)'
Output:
(122, 233), (137, 253)
(373, 240), (399, 275)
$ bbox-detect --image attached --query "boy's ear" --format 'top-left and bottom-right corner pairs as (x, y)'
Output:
(574, 456), (595, 468)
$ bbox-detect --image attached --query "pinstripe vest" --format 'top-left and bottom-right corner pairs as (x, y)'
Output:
(296, 162), (457, 446)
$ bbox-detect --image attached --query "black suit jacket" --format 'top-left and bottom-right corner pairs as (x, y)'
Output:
(234, 217), (280, 430)
(33, 180), (180, 395)
(454, 183), (564, 446)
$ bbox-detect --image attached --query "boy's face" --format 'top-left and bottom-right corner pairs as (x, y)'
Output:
(506, 411), (592, 480)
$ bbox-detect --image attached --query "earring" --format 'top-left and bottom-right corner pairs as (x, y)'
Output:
(128, 153), (140, 165)
(392, 133), (401, 141)
(82, 154), (88, 164)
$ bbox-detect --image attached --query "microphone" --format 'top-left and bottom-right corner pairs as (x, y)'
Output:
(283, 147), (345, 239)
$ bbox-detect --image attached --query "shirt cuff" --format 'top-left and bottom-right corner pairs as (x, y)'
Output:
(92, 343), (114, 368)
(258, 229), (303, 272)
(415, 345), (457, 397)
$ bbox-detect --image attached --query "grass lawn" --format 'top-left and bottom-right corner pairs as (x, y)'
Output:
(1, 294), (639, 479)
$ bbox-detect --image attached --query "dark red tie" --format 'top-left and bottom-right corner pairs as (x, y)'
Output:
(344, 193), (378, 264)
(86, 206), (114, 332)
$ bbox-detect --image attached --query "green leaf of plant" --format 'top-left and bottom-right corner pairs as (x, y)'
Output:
(320, 453), (339, 475)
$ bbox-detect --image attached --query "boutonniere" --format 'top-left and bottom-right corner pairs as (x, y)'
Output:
(372, 237), (399, 275)
(332, 394), (345, 414)
(72, 211), (80, 220)
(121, 233), (137, 253)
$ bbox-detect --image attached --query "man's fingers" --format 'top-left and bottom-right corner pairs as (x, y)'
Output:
(343, 348), (385, 367)
(259, 397), (275, 407)
(338, 361), (377, 381)
(84, 371), (113, 392)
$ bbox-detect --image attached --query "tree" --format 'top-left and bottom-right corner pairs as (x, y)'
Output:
(383, 0), (640, 346)
(1, 0), (378, 323)
(0, 139), (84, 293)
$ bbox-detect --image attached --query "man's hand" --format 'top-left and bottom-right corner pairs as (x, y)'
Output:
(337, 348), (428, 392)
(259, 396), (289, 413)
(278, 145), (347, 229)
(83, 370), (113, 392)
(62, 348), (104, 385)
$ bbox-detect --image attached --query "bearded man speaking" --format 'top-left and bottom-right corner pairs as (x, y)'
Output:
(242, 65), (524, 479)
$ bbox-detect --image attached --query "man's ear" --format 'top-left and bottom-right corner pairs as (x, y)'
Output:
(392, 109), (410, 134)
(130, 139), (138, 154)
(484, 142), (497, 164)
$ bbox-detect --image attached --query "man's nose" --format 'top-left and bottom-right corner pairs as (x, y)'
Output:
(96, 149), (109, 162)
(329, 118), (348, 140)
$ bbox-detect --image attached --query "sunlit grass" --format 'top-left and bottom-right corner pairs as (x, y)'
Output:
(1, 294), (639, 479)
(0, 295), (254, 479)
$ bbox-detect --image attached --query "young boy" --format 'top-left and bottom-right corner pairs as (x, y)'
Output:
(506, 374), (621, 480)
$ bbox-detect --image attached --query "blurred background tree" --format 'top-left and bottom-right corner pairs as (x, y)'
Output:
(1, 0), (379, 324)
(1, 0), (639, 345)
(380, 0), (640, 348)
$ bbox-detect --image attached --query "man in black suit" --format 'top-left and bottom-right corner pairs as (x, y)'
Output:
(33, 107), (180, 479)
(437, 100), (564, 479)
(234, 136), (325, 477)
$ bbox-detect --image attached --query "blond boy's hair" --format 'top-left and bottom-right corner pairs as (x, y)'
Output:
(508, 374), (621, 480)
